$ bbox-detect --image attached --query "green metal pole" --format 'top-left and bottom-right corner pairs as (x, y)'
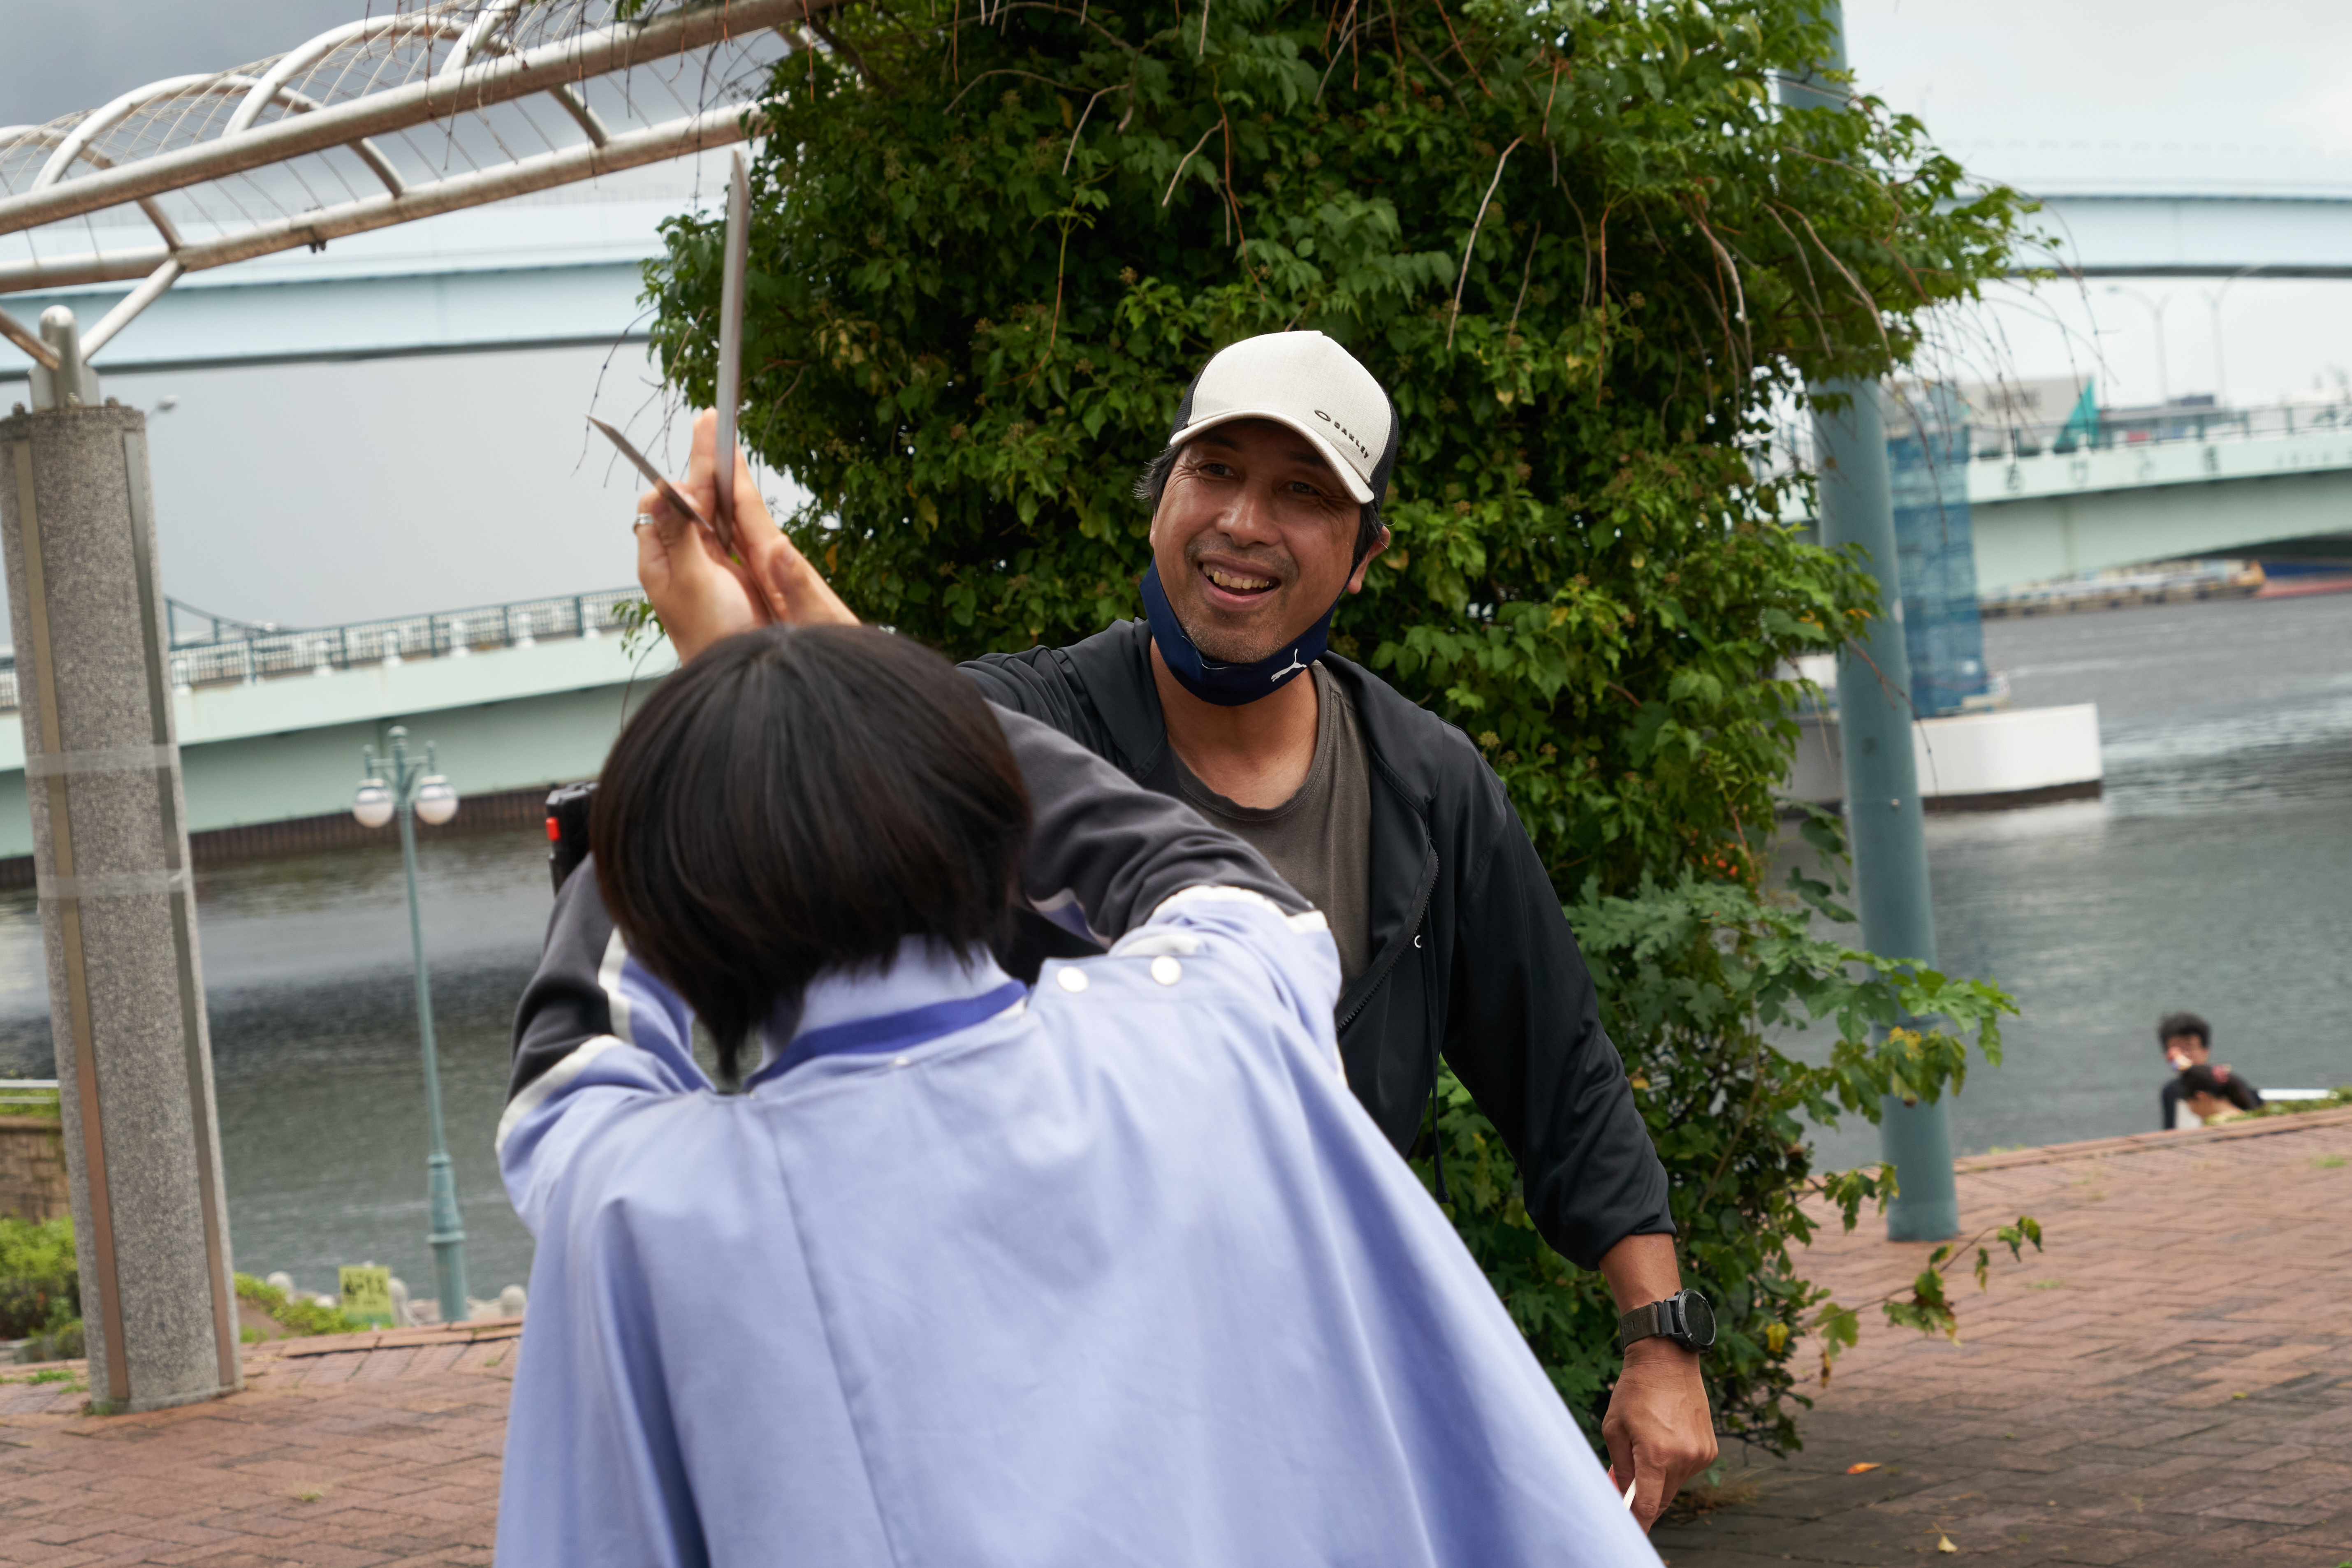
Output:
(388, 726), (470, 1321)
(1781, 6), (1958, 1243)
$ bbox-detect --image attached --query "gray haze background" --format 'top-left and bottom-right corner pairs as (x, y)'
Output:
(2, 1), (2349, 630)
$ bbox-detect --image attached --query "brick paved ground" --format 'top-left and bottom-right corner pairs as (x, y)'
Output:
(0, 1322), (518, 1566)
(2, 1112), (2346, 1565)
(1657, 1107), (2352, 1568)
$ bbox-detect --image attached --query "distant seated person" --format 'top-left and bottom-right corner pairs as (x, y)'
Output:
(2157, 1011), (2260, 1130)
(494, 624), (1659, 1568)
(2176, 1063), (2262, 1126)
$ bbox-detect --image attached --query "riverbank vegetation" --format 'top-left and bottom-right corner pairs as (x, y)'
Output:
(0, 1216), (77, 1352)
(641, 0), (2035, 1455)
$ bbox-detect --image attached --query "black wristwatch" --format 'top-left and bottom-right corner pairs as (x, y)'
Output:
(1617, 1288), (1716, 1355)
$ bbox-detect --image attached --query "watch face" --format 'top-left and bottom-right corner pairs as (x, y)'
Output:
(1679, 1291), (1717, 1350)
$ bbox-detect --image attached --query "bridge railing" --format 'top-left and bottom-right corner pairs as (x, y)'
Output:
(0, 588), (644, 713)
(1981, 398), (2352, 459)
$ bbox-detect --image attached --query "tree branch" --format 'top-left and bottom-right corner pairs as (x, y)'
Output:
(1448, 135), (1524, 348)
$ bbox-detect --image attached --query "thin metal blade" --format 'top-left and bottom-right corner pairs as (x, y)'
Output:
(587, 415), (718, 541)
(713, 148), (750, 538)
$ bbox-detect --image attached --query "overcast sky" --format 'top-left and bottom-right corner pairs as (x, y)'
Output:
(3, 1), (2349, 630)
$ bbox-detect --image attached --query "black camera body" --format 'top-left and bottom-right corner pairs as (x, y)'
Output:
(545, 781), (597, 895)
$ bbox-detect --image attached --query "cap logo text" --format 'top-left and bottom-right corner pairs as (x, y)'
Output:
(1313, 408), (1374, 464)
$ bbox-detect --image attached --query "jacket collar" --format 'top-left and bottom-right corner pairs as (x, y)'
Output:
(758, 939), (1020, 1071)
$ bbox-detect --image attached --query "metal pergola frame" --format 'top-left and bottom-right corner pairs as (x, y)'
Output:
(0, 0), (824, 393)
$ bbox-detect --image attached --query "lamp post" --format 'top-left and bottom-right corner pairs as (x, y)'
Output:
(354, 725), (469, 1324)
(2104, 285), (2172, 406)
(2200, 264), (2263, 410)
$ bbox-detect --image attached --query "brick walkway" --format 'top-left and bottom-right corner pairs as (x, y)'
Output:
(3, 1114), (2346, 1565)
(1657, 1107), (2352, 1567)
(0, 1323), (518, 1566)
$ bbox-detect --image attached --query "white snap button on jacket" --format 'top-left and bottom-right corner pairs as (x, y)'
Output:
(1056, 967), (1089, 994)
(1150, 956), (1183, 986)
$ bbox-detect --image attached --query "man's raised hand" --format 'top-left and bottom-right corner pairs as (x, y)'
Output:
(634, 409), (856, 663)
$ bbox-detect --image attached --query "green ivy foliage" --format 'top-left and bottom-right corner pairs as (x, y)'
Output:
(1426, 858), (2023, 1455)
(0, 1216), (79, 1341)
(641, 0), (2032, 1456)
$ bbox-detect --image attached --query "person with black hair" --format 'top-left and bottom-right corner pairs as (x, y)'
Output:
(630, 329), (1715, 1528)
(2157, 1012), (2261, 1130)
(2176, 1062), (2262, 1125)
(495, 623), (1661, 1568)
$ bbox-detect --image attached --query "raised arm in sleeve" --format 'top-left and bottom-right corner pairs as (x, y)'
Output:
(1437, 773), (1673, 1270)
(511, 702), (1310, 1103)
(995, 705), (1305, 944)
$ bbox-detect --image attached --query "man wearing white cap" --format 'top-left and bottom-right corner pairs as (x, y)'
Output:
(632, 330), (1718, 1528)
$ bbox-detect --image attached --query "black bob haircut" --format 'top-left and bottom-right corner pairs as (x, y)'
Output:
(590, 625), (1030, 1083)
(2157, 1011), (2211, 1052)
(2176, 1063), (2257, 1112)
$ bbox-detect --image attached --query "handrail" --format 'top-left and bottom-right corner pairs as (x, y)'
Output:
(1977, 398), (2352, 460)
(0, 586), (644, 712)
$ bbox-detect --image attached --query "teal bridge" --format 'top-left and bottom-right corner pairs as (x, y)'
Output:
(1967, 399), (2352, 591)
(0, 587), (670, 861)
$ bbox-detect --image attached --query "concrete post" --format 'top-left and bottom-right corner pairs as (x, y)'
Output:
(1782, 7), (1960, 1243)
(0, 313), (241, 1411)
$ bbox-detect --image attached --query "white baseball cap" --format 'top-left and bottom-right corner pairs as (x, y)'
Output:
(1165, 331), (1399, 505)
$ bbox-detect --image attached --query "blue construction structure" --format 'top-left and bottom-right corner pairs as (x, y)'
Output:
(1887, 386), (1991, 718)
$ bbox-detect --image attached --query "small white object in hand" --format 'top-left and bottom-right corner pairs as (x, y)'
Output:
(1622, 1478), (1637, 1510)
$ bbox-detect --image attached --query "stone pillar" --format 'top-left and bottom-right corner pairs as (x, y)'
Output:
(0, 400), (241, 1411)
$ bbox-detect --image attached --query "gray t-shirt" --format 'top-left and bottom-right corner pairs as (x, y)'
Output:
(1171, 665), (1374, 985)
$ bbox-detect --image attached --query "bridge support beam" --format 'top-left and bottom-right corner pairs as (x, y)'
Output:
(1, 317), (240, 1411)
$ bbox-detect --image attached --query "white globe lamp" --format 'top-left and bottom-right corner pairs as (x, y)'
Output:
(414, 774), (459, 827)
(352, 780), (394, 829)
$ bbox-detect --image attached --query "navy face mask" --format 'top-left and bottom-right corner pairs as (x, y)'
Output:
(1140, 560), (1337, 708)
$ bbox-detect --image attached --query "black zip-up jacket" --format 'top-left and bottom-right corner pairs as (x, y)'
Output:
(964, 619), (1673, 1270)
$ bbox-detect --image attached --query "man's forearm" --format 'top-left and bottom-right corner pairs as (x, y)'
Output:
(1596, 1229), (1715, 1530)
(1595, 1231), (1684, 1315)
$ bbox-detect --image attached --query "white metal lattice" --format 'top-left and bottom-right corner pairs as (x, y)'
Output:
(0, 0), (816, 369)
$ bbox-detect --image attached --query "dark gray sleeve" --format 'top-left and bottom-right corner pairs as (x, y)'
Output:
(961, 646), (1096, 737)
(509, 858), (619, 1103)
(1439, 767), (1674, 1269)
(995, 704), (1305, 944)
(510, 703), (1308, 1102)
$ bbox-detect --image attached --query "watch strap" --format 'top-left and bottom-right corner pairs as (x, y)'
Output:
(1617, 1298), (1671, 1353)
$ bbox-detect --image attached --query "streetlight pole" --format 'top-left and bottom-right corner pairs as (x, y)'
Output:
(354, 726), (468, 1324)
(2104, 285), (2172, 405)
(2200, 264), (2262, 409)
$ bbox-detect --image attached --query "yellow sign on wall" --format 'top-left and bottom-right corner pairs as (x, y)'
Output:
(339, 1265), (394, 1328)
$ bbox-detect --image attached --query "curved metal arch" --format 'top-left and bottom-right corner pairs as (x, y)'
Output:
(437, 3), (612, 147)
(33, 75), (409, 204)
(2, 125), (186, 249)
(0, 0), (811, 378)
(437, 0), (530, 80)
(33, 74), (221, 190)
(223, 14), (472, 138)
(228, 7), (607, 159)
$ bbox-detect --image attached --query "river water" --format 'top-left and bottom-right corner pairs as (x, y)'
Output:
(0, 589), (2344, 1292)
(1799, 587), (2352, 1172)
